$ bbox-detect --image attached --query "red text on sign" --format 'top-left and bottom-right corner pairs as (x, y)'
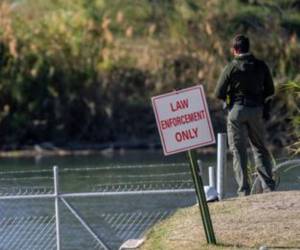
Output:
(161, 110), (206, 130)
(170, 99), (189, 112)
(175, 127), (198, 142)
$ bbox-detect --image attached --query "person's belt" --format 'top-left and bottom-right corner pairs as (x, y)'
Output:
(233, 97), (262, 107)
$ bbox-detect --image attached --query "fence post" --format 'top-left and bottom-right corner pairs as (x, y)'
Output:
(53, 166), (61, 250)
(208, 166), (215, 189)
(197, 160), (203, 176)
(217, 133), (227, 200)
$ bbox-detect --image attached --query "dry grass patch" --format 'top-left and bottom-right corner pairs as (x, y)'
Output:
(140, 191), (300, 250)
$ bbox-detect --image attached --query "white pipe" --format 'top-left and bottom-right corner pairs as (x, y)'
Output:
(217, 133), (227, 200)
(208, 166), (215, 189)
(53, 166), (61, 250)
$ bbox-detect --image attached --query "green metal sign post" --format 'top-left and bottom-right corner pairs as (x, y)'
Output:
(187, 150), (216, 244)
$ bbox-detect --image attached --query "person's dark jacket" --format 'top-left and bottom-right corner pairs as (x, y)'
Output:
(215, 54), (274, 108)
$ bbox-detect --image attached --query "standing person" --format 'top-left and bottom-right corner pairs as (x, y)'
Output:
(215, 34), (276, 196)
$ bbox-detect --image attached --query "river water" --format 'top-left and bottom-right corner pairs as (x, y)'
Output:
(0, 150), (299, 250)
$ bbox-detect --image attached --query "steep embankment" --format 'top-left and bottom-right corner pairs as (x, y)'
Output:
(140, 191), (300, 250)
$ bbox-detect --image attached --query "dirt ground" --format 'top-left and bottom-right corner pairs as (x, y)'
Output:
(140, 191), (300, 250)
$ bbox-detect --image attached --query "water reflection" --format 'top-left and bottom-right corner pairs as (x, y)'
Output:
(0, 151), (299, 249)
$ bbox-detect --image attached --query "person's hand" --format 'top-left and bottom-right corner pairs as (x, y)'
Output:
(263, 101), (271, 121)
(222, 101), (227, 110)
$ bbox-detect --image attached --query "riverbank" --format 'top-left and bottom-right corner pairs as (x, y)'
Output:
(0, 142), (218, 158)
(140, 191), (300, 250)
(0, 141), (288, 158)
(0, 142), (158, 157)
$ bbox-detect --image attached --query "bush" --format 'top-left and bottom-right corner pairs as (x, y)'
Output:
(0, 0), (299, 149)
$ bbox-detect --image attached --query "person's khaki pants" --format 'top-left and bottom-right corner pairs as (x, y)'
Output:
(227, 105), (275, 196)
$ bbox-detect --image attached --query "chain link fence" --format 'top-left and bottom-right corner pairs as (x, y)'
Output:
(0, 163), (197, 250)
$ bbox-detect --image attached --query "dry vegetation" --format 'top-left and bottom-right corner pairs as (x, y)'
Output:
(141, 191), (300, 250)
(0, 0), (299, 149)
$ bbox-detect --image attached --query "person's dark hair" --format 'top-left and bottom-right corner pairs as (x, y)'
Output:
(232, 35), (250, 54)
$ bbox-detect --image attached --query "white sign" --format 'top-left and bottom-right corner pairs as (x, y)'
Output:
(151, 85), (215, 155)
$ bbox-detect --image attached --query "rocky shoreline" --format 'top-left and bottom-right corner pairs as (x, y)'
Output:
(0, 140), (285, 158)
(0, 141), (159, 157)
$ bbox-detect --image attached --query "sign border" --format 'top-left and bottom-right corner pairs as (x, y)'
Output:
(151, 85), (215, 155)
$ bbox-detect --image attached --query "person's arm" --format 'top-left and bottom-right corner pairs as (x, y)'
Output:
(262, 62), (275, 120)
(262, 62), (275, 99)
(214, 64), (232, 101)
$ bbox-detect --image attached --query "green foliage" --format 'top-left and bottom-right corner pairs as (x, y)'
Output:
(285, 80), (300, 154)
(0, 0), (299, 148)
